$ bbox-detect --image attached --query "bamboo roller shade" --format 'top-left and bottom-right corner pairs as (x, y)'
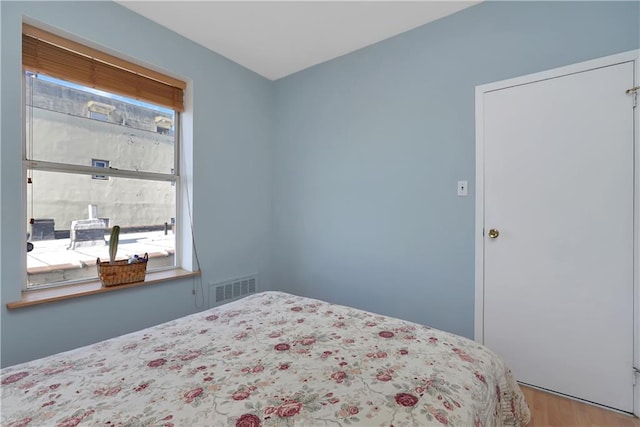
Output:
(22, 24), (185, 112)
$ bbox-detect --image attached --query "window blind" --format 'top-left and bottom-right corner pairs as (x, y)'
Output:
(22, 24), (185, 112)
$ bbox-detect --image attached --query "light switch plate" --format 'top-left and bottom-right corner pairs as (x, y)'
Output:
(457, 180), (468, 196)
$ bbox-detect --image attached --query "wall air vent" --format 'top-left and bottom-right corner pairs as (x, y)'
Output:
(210, 274), (257, 305)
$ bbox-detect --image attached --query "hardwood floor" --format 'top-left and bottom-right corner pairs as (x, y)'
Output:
(520, 385), (639, 427)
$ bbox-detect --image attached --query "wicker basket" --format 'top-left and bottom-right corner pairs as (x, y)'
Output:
(97, 253), (148, 287)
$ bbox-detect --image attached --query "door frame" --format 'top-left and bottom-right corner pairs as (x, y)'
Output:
(474, 50), (640, 416)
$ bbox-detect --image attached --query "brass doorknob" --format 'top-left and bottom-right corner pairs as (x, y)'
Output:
(488, 229), (500, 239)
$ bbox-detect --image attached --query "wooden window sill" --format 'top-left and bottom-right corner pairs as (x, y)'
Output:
(6, 269), (200, 309)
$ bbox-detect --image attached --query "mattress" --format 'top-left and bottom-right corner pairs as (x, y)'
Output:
(1, 291), (530, 426)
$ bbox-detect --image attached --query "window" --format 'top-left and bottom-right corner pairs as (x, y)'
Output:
(92, 159), (109, 180)
(89, 111), (108, 121)
(87, 101), (115, 122)
(155, 116), (173, 135)
(23, 24), (185, 290)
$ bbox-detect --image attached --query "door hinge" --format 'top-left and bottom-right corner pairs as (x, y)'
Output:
(634, 367), (640, 386)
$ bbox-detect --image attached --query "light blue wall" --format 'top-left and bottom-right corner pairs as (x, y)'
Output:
(1, 1), (273, 367)
(2, 0), (638, 368)
(272, 1), (640, 338)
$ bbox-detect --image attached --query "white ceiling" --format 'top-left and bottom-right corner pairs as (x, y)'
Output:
(117, 1), (479, 81)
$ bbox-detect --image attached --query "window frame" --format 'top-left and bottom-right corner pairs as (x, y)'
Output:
(23, 71), (182, 292)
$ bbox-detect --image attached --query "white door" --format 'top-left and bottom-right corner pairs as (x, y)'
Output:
(479, 59), (635, 412)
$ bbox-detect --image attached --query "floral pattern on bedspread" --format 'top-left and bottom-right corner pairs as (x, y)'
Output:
(1, 292), (530, 426)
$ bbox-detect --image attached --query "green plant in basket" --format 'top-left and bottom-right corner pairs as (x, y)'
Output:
(109, 225), (120, 264)
(98, 225), (148, 287)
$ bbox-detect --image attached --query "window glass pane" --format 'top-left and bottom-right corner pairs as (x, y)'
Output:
(92, 159), (109, 180)
(26, 170), (176, 289)
(25, 72), (175, 175)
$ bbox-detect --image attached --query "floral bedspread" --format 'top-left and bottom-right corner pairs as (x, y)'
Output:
(1, 291), (530, 427)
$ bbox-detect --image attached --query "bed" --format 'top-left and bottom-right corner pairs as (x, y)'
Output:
(1, 291), (530, 426)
